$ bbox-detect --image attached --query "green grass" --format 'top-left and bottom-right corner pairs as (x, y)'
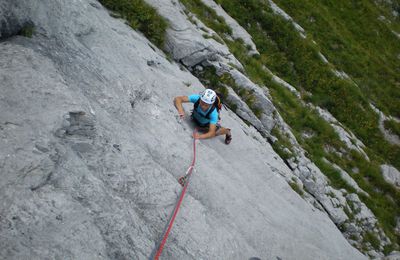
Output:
(180, 0), (232, 36)
(202, 33), (225, 44)
(272, 0), (400, 118)
(333, 151), (400, 242)
(194, 66), (263, 118)
(98, 0), (168, 48)
(18, 23), (35, 38)
(384, 119), (400, 137)
(271, 127), (294, 160)
(214, 0), (400, 171)
(313, 157), (356, 192)
(289, 181), (304, 196)
(363, 231), (381, 251)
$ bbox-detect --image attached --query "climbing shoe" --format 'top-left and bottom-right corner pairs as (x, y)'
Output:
(225, 133), (232, 145)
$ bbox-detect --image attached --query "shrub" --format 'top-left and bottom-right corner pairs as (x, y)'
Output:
(98, 0), (168, 48)
(18, 23), (35, 38)
(289, 181), (304, 196)
(180, 0), (232, 36)
(363, 231), (381, 251)
(384, 119), (400, 137)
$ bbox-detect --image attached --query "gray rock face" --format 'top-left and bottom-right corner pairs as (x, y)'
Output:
(384, 251), (400, 260)
(145, 0), (278, 135)
(396, 218), (400, 235)
(271, 74), (301, 98)
(370, 103), (400, 146)
(199, 0), (259, 55)
(322, 158), (369, 197)
(346, 194), (377, 228)
(0, 0), (32, 39)
(211, 63), (277, 133)
(315, 106), (369, 160)
(147, 0), (394, 256)
(0, 0), (367, 259)
(276, 111), (389, 253)
(145, 0), (242, 68)
(224, 87), (266, 135)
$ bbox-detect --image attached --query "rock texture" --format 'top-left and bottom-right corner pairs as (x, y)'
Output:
(370, 103), (400, 146)
(144, 0), (393, 257)
(322, 158), (369, 197)
(145, 0), (242, 68)
(380, 164), (400, 188)
(268, 0), (306, 38)
(199, 0), (259, 55)
(0, 1), (32, 39)
(315, 106), (369, 160)
(0, 0), (373, 259)
(273, 105), (389, 256)
(210, 63), (277, 133)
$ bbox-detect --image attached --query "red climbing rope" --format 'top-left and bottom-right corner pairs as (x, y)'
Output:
(154, 130), (197, 260)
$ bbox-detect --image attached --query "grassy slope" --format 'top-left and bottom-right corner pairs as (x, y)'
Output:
(267, 0), (400, 166)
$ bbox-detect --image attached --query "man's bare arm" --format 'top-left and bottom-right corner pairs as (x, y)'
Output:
(196, 124), (217, 139)
(174, 96), (189, 117)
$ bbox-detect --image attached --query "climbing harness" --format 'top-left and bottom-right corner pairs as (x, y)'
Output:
(154, 129), (197, 260)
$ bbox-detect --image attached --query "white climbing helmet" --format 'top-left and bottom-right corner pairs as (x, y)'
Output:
(200, 89), (216, 104)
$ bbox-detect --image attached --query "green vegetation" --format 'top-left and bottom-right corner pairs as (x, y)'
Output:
(213, 0), (400, 171)
(272, 0), (400, 118)
(343, 207), (355, 222)
(179, 0), (400, 251)
(349, 233), (359, 241)
(202, 33), (225, 44)
(180, 0), (232, 36)
(289, 181), (304, 196)
(363, 231), (381, 251)
(313, 157), (356, 193)
(18, 23), (35, 38)
(194, 66), (262, 118)
(194, 66), (229, 97)
(271, 127), (293, 160)
(384, 119), (400, 137)
(98, 0), (168, 48)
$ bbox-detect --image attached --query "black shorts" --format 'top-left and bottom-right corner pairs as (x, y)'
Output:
(191, 116), (221, 131)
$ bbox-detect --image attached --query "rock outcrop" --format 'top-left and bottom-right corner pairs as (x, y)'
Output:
(268, 0), (306, 38)
(370, 103), (400, 146)
(145, 0), (242, 68)
(199, 0), (259, 55)
(0, 1), (32, 40)
(315, 107), (370, 161)
(144, 0), (393, 257)
(0, 0), (386, 259)
(381, 164), (400, 188)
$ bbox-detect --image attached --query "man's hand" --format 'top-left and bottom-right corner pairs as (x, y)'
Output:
(193, 132), (202, 139)
(193, 124), (217, 140)
(174, 96), (189, 119)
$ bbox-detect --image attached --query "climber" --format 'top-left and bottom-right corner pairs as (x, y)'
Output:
(174, 89), (232, 144)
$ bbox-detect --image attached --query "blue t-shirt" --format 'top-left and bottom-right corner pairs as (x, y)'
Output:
(188, 94), (218, 125)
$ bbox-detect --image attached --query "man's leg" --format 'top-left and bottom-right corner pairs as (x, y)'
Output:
(191, 115), (209, 132)
(215, 126), (231, 136)
(216, 125), (232, 144)
(196, 126), (209, 132)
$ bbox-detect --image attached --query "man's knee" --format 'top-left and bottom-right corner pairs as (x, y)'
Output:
(215, 126), (225, 136)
